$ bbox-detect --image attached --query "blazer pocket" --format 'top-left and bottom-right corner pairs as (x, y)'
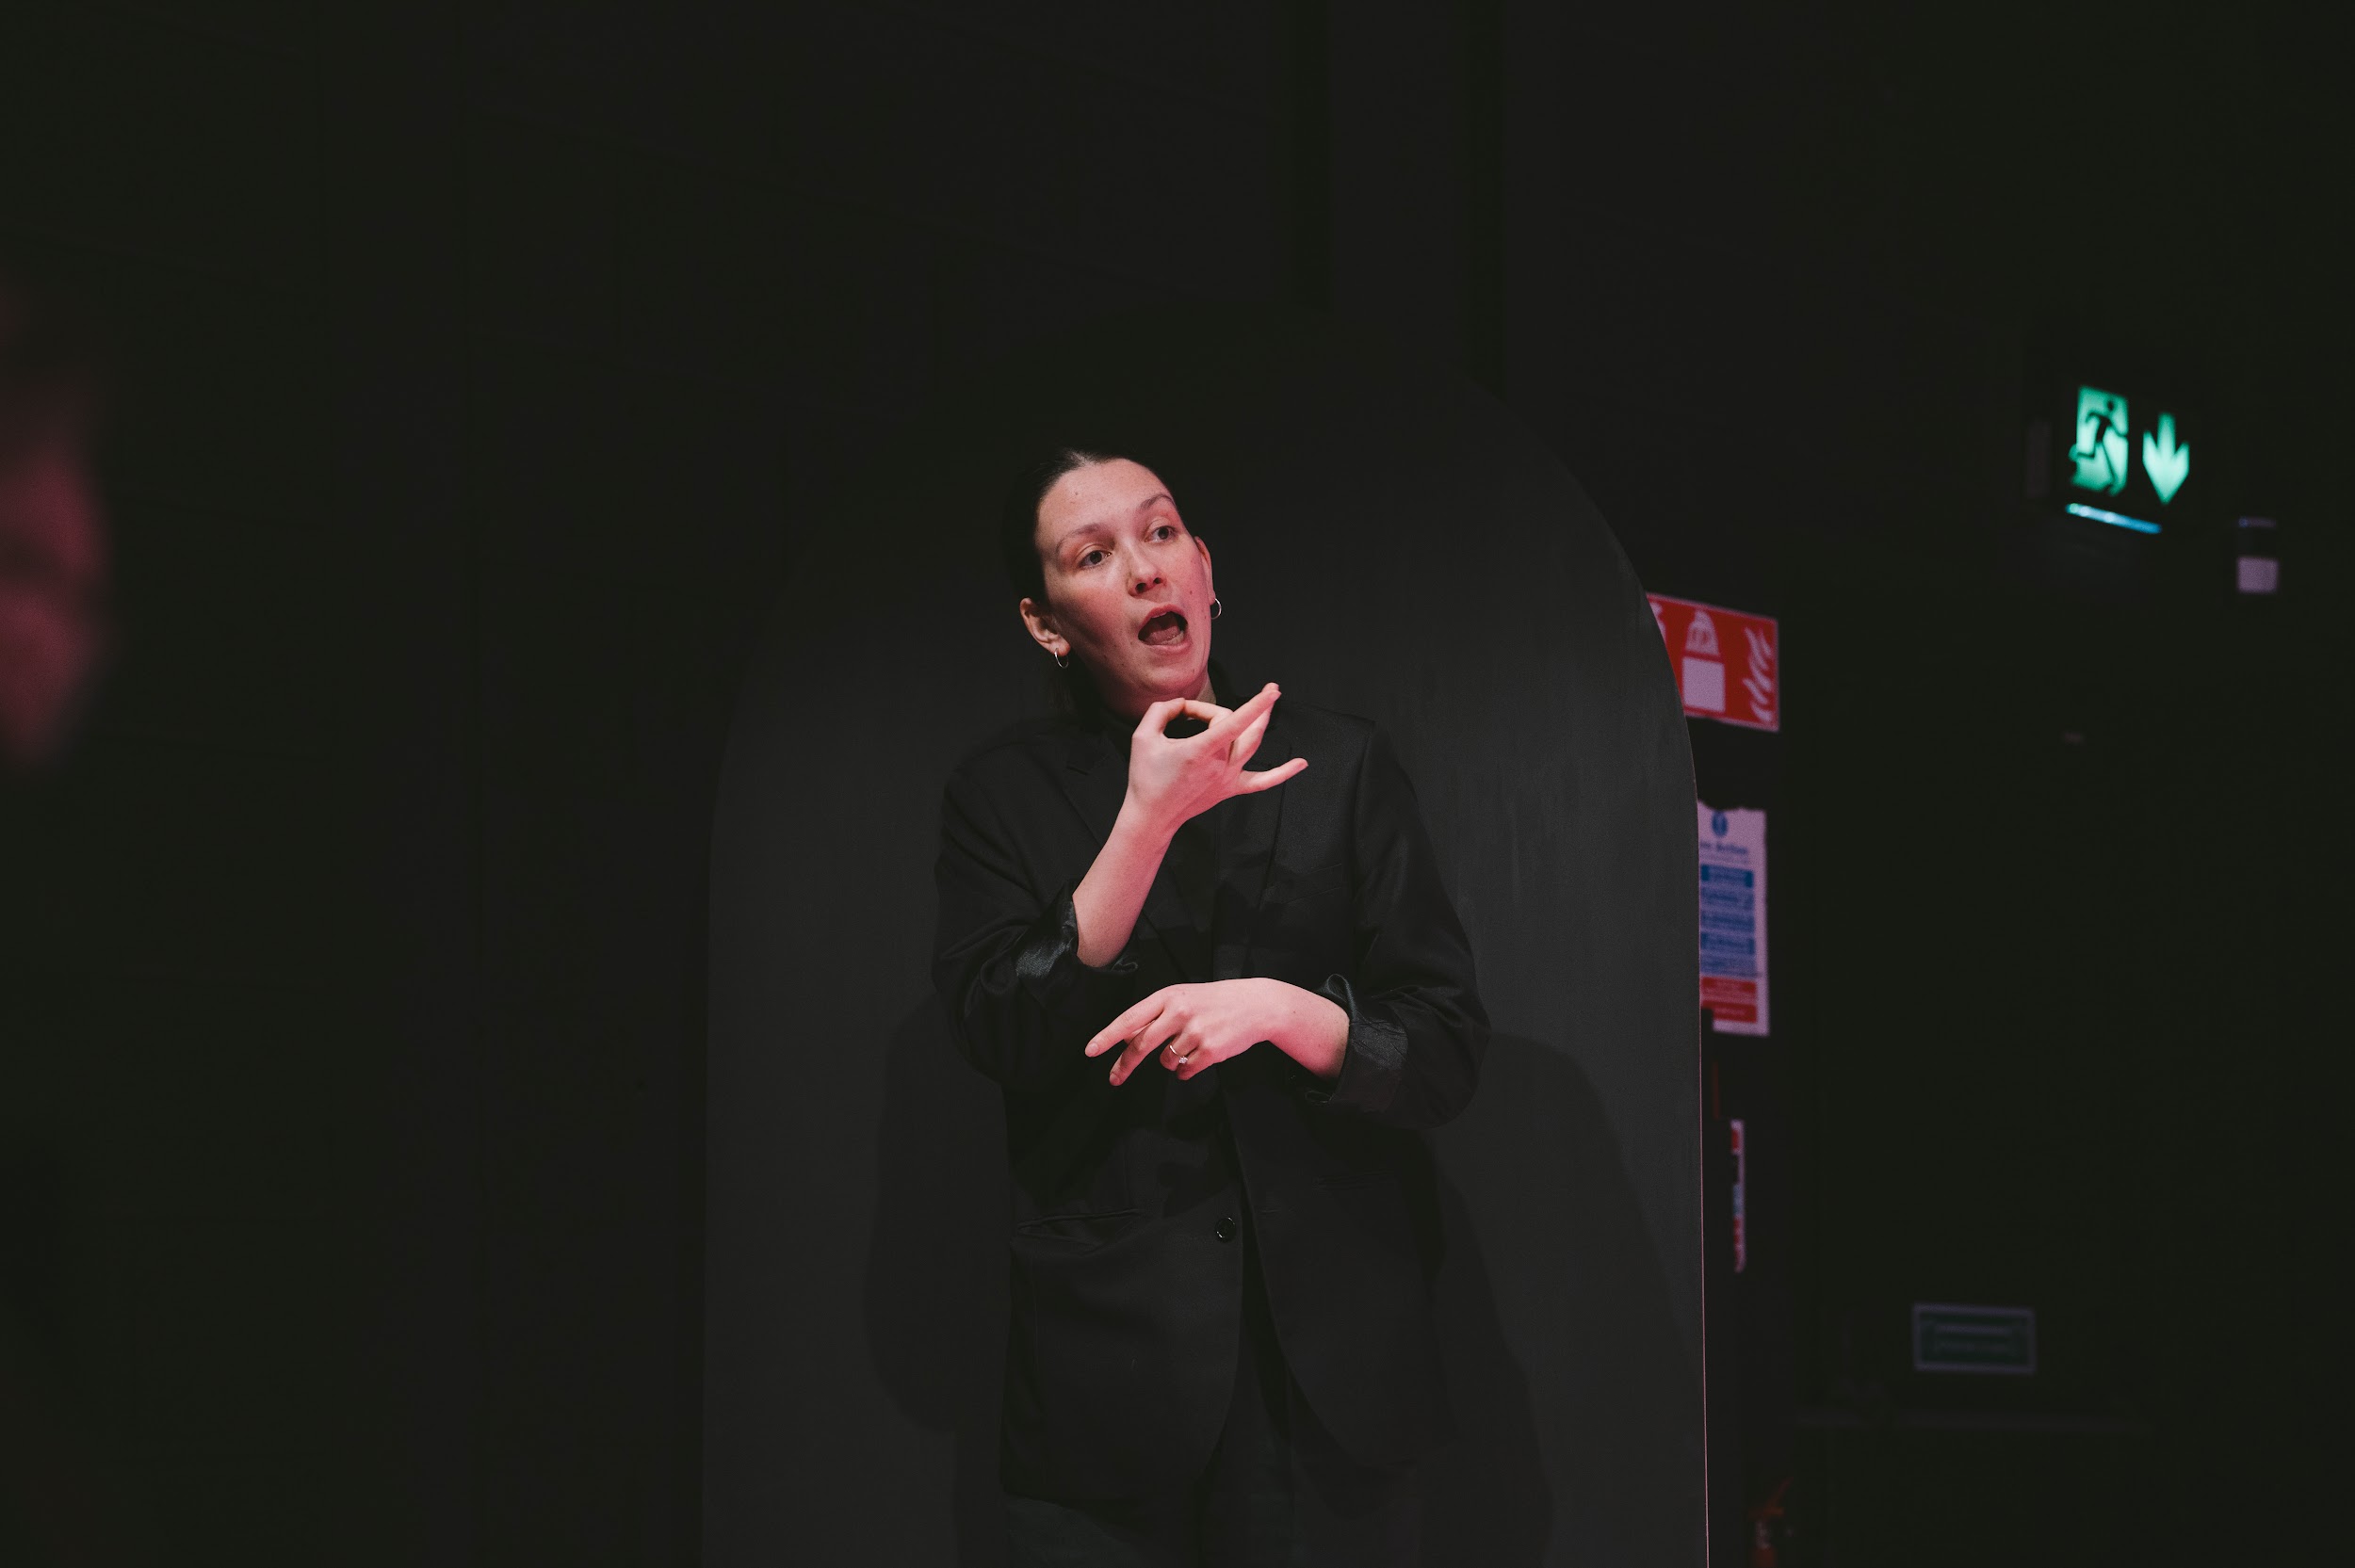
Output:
(1012, 1207), (1145, 1253)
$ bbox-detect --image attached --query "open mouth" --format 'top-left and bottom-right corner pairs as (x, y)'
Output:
(1138, 609), (1188, 647)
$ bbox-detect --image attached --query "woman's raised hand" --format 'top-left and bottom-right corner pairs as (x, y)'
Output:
(1123, 682), (1306, 839)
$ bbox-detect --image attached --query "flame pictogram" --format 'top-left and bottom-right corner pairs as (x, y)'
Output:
(1741, 625), (1776, 725)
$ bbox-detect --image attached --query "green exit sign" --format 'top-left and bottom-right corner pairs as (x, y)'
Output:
(1913, 1302), (2038, 1375)
(2040, 379), (2201, 535)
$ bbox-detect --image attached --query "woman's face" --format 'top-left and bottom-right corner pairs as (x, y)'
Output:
(1021, 459), (1214, 719)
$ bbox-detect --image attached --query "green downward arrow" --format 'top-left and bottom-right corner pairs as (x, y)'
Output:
(2143, 413), (2189, 504)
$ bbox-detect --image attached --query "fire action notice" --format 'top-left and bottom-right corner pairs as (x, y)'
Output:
(1698, 804), (1768, 1035)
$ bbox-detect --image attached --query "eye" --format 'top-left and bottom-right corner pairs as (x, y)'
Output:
(1150, 523), (1178, 541)
(1076, 547), (1107, 568)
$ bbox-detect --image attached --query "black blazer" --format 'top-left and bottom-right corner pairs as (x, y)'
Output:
(932, 682), (1488, 1499)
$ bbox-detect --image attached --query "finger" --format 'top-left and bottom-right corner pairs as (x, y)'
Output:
(1083, 1008), (1131, 1059)
(1110, 1029), (1164, 1086)
(1109, 1006), (1183, 1083)
(1234, 756), (1307, 794)
(1132, 699), (1182, 738)
(1173, 1042), (1221, 1080)
(1086, 994), (1164, 1058)
(1161, 1023), (1218, 1075)
(1145, 698), (1229, 742)
(1226, 708), (1274, 768)
(1204, 683), (1277, 743)
(1136, 1003), (1188, 1059)
(1222, 683), (1278, 730)
(1137, 695), (1220, 725)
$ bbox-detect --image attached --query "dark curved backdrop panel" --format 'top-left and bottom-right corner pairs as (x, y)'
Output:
(705, 309), (1703, 1565)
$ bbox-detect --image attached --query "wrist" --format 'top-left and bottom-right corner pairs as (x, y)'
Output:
(1114, 792), (1179, 849)
(1268, 978), (1350, 1082)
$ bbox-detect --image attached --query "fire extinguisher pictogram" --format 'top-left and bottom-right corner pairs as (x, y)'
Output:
(1681, 609), (1727, 712)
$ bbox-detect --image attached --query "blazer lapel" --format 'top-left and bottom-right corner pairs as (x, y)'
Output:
(1210, 709), (1293, 982)
(1054, 725), (1126, 844)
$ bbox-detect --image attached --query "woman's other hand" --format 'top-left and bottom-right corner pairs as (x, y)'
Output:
(1086, 977), (1350, 1087)
(1121, 683), (1306, 839)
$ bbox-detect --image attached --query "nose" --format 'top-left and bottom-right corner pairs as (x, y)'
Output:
(1122, 546), (1163, 595)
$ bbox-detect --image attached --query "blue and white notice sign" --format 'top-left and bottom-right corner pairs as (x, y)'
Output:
(1697, 803), (1768, 1035)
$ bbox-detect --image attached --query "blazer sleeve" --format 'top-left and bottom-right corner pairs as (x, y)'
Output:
(1305, 724), (1490, 1129)
(932, 759), (1145, 1093)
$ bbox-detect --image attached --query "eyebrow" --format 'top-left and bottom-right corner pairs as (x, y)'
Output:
(1050, 494), (1177, 554)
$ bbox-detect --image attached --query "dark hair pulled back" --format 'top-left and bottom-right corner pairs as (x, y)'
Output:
(997, 447), (1113, 603)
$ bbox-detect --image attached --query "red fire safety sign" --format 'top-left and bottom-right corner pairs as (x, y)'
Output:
(1648, 594), (1779, 731)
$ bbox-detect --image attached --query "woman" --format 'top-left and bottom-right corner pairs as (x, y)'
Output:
(933, 449), (1488, 1565)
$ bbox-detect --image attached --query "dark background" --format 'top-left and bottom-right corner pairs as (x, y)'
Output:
(701, 313), (1704, 1566)
(0, 1), (2346, 1563)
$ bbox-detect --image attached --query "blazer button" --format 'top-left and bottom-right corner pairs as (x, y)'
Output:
(1215, 1217), (1239, 1243)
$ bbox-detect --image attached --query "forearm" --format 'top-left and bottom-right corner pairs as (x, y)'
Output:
(935, 769), (1148, 1091)
(1070, 799), (1175, 967)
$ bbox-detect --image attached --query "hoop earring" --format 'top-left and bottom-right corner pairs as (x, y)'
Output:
(1052, 649), (1068, 670)
(1210, 597), (1224, 620)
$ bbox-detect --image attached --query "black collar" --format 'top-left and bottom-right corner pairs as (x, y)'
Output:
(1070, 658), (1244, 748)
